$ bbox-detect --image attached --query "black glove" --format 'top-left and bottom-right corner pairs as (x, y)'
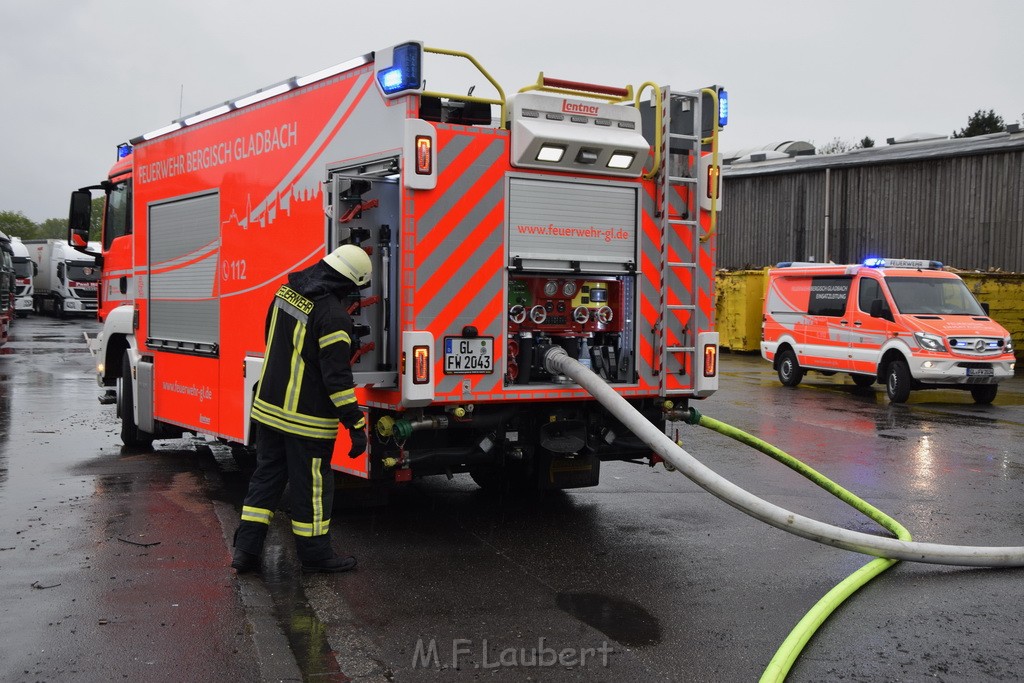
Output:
(348, 428), (367, 458)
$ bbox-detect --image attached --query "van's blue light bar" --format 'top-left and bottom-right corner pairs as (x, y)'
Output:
(718, 88), (729, 127)
(377, 42), (421, 95)
(863, 257), (943, 269)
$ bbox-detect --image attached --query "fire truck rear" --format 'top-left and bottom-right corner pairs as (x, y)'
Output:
(70, 42), (726, 491)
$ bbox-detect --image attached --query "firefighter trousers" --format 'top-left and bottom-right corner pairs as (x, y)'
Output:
(235, 425), (336, 562)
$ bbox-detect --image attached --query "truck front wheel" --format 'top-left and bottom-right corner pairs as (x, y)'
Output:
(118, 352), (154, 449)
(885, 360), (912, 403)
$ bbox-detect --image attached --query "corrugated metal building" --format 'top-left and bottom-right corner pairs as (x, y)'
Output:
(718, 132), (1024, 271)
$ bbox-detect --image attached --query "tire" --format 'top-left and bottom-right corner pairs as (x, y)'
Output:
(776, 349), (803, 387)
(851, 373), (875, 388)
(118, 352), (154, 449)
(970, 384), (998, 405)
(885, 360), (912, 403)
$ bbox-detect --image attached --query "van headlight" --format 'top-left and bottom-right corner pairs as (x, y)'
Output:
(1006, 337), (1015, 353)
(914, 332), (946, 352)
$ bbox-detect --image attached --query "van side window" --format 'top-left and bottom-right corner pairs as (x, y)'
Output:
(807, 276), (851, 316)
(858, 277), (890, 315)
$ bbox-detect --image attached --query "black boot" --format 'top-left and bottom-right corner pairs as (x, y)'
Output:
(301, 555), (357, 573)
(296, 533), (357, 573)
(231, 525), (266, 574)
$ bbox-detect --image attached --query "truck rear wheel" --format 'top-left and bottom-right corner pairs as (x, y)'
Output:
(885, 360), (911, 403)
(776, 349), (803, 387)
(970, 385), (998, 405)
(119, 352), (154, 449)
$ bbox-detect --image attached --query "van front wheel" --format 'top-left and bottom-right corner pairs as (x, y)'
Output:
(970, 385), (998, 405)
(885, 360), (912, 403)
(777, 349), (803, 387)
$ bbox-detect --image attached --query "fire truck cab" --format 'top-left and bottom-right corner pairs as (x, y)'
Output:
(761, 258), (1016, 404)
(70, 41), (726, 491)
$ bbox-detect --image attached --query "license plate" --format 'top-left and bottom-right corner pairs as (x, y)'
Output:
(966, 367), (994, 376)
(444, 337), (494, 374)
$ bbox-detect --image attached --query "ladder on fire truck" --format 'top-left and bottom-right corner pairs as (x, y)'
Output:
(654, 87), (709, 395)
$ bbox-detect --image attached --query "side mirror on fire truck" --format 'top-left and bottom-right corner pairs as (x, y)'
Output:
(68, 189), (92, 247)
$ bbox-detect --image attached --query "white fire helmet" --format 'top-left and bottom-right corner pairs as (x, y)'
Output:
(323, 244), (372, 287)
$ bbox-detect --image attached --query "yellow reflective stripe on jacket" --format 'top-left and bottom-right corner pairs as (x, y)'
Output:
(284, 322), (307, 413)
(251, 401), (339, 440)
(330, 388), (357, 408)
(319, 330), (351, 348)
(291, 519), (330, 537)
(241, 505), (274, 525)
(252, 397), (337, 427)
(352, 416), (365, 430)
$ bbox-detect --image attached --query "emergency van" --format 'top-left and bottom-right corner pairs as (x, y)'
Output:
(69, 41), (726, 491)
(761, 258), (1016, 404)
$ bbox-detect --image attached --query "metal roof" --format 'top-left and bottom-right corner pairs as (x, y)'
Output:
(723, 131), (1024, 178)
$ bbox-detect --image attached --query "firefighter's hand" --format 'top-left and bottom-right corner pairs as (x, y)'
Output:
(348, 428), (367, 458)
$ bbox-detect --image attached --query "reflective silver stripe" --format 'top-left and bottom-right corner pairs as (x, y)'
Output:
(241, 505), (274, 525)
(319, 330), (351, 348)
(274, 295), (310, 325)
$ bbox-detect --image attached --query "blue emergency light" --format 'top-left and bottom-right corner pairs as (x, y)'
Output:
(718, 88), (729, 127)
(376, 42), (422, 95)
(117, 143), (133, 159)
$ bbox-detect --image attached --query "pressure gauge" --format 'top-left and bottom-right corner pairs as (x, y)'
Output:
(543, 280), (559, 297)
(562, 280), (577, 297)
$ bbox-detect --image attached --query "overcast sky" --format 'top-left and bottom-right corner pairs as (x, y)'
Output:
(1, 0), (1020, 222)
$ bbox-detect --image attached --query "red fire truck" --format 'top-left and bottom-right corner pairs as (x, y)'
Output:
(70, 41), (725, 490)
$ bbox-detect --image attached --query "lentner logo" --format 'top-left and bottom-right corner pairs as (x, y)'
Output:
(562, 100), (600, 116)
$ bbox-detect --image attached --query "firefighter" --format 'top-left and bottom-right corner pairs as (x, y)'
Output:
(231, 244), (371, 574)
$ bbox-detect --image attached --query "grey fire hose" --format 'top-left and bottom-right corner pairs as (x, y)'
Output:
(542, 346), (1024, 567)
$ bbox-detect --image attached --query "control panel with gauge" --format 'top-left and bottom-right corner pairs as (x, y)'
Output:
(506, 274), (632, 385)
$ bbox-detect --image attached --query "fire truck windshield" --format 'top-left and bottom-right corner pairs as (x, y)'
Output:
(103, 180), (132, 250)
(885, 276), (986, 316)
(68, 264), (99, 282)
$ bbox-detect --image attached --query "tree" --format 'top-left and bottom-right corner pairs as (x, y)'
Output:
(38, 217), (68, 240)
(953, 109), (1005, 138)
(817, 137), (854, 155)
(90, 196), (103, 242)
(0, 210), (39, 239)
(816, 136), (874, 156)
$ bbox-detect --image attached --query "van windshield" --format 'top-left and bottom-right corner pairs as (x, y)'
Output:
(885, 276), (986, 316)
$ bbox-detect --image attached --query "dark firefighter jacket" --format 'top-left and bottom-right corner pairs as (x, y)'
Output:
(251, 261), (365, 440)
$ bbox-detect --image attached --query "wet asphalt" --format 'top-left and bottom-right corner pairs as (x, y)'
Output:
(1, 315), (1022, 682)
